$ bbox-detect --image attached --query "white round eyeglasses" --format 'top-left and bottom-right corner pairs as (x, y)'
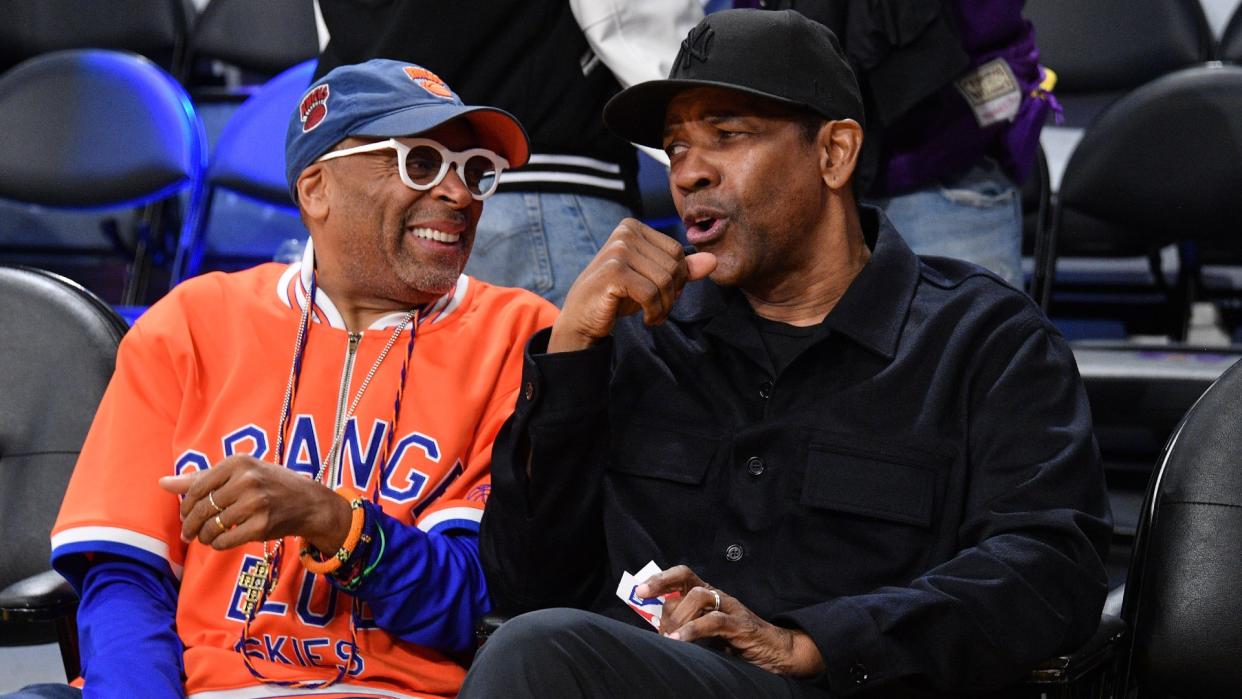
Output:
(317, 137), (510, 200)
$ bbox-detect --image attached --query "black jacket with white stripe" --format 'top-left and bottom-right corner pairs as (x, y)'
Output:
(317, 0), (639, 209)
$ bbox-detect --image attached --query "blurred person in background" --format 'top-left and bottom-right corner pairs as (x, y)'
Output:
(737, 0), (1054, 289)
(315, 0), (703, 306)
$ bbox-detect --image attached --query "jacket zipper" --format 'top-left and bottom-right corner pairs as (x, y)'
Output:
(326, 332), (362, 488)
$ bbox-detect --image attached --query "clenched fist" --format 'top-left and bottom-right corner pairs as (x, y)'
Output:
(548, 218), (716, 353)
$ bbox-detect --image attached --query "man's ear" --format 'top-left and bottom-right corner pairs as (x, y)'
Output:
(818, 119), (863, 192)
(296, 164), (330, 222)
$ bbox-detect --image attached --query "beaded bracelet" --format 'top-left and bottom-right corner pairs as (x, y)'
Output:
(299, 497), (366, 574)
(331, 502), (377, 588)
(336, 517), (387, 592)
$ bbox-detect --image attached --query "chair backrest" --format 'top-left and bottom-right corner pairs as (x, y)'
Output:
(1220, 4), (1242, 64)
(188, 0), (319, 78)
(0, 50), (205, 211)
(1045, 64), (1242, 338)
(1119, 358), (1242, 697)
(0, 49), (206, 303)
(1056, 64), (1242, 256)
(0, 267), (127, 592)
(1022, 145), (1052, 304)
(174, 60), (314, 282)
(0, 0), (193, 76)
(1025, 0), (1212, 127)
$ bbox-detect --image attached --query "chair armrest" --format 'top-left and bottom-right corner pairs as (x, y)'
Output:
(1027, 614), (1126, 685)
(0, 569), (79, 623)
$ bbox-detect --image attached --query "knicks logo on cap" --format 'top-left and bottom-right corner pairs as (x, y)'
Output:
(300, 84), (330, 133)
(404, 66), (453, 99)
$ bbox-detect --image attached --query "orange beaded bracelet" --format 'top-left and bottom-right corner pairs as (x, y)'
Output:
(299, 497), (365, 575)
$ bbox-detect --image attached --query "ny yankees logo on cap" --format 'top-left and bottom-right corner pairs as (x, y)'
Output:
(679, 23), (714, 70)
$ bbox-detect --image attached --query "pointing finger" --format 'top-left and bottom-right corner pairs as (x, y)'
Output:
(158, 473), (197, 494)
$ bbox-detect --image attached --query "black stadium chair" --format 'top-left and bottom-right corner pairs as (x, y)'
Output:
(186, 0), (320, 94)
(173, 60), (315, 283)
(0, 267), (128, 681)
(189, 0), (319, 78)
(1072, 345), (1242, 584)
(1024, 0), (1213, 130)
(0, 0), (194, 77)
(1113, 356), (1242, 697)
(0, 49), (207, 306)
(1026, 0), (1213, 209)
(1022, 145), (1052, 305)
(1042, 64), (1242, 340)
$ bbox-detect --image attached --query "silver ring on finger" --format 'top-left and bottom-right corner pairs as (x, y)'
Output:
(708, 588), (721, 613)
(208, 490), (224, 514)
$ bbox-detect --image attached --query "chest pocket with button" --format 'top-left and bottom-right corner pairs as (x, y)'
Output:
(777, 437), (952, 602)
(605, 421), (722, 555)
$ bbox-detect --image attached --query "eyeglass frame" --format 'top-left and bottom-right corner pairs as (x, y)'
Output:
(315, 137), (510, 200)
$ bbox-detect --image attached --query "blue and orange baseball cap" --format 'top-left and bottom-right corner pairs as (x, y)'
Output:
(284, 59), (529, 201)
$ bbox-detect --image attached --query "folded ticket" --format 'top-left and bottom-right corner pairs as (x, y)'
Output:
(615, 560), (681, 629)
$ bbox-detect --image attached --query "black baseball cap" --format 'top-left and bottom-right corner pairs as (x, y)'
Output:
(603, 9), (864, 149)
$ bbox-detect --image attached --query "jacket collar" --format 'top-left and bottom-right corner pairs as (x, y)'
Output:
(274, 237), (467, 331)
(671, 205), (918, 361)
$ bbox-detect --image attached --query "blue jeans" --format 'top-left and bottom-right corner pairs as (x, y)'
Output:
(870, 158), (1023, 289)
(465, 192), (633, 307)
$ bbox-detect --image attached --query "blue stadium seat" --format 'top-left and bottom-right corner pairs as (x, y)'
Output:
(0, 49), (206, 305)
(173, 60), (314, 282)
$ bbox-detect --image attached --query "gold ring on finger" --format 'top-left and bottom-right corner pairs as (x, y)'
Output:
(708, 588), (721, 613)
(208, 490), (224, 514)
(214, 514), (227, 533)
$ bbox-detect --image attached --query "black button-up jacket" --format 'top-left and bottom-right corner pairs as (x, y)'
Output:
(481, 209), (1112, 695)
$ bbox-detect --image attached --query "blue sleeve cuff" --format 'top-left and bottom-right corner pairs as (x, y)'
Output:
(326, 505), (489, 655)
(78, 557), (184, 697)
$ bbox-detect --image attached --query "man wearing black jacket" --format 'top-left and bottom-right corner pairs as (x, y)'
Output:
(463, 10), (1109, 697)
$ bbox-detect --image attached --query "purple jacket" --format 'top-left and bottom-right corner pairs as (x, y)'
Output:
(733, 0), (1055, 195)
(877, 0), (1054, 195)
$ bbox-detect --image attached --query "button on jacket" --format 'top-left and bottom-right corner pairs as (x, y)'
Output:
(481, 208), (1112, 694)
